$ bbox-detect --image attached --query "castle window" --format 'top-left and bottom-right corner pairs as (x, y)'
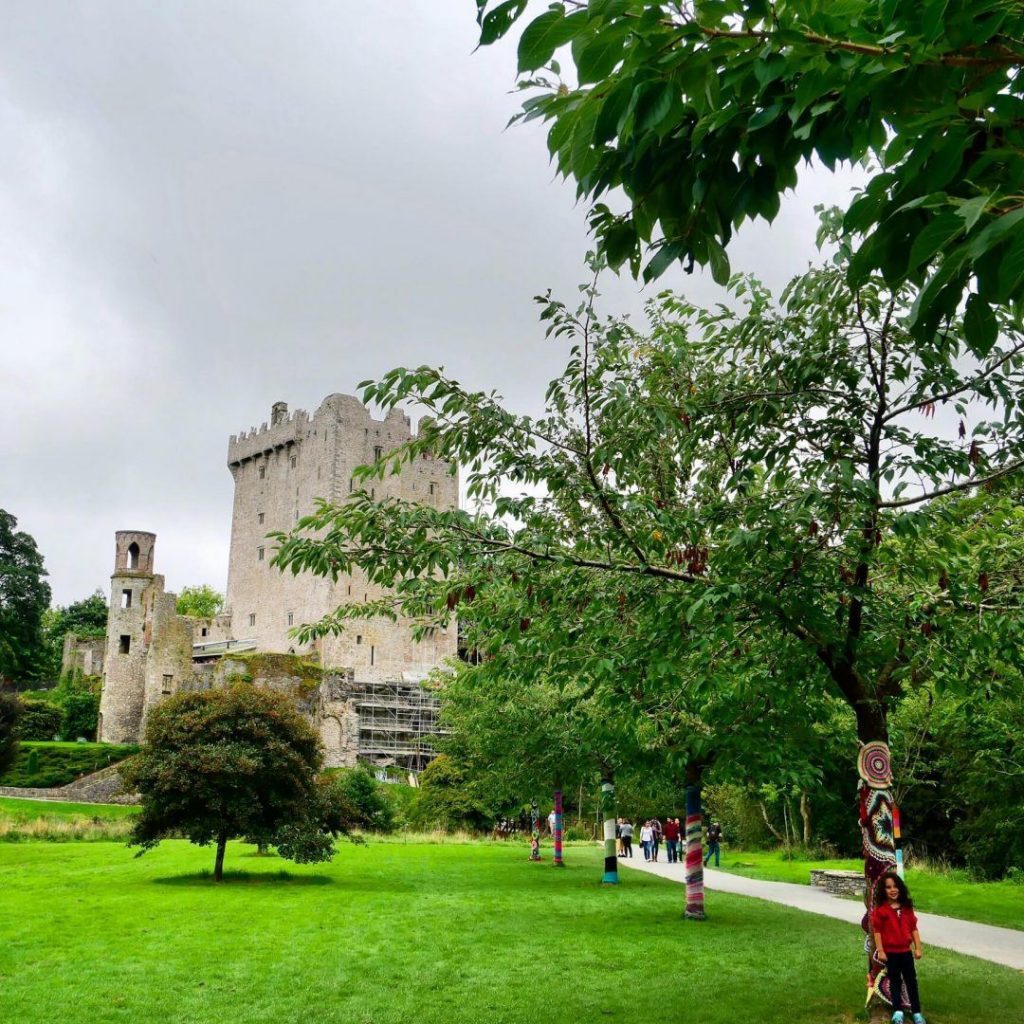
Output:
(201, 627), (208, 637)
(290, 455), (297, 469)
(259, 465), (266, 480)
(294, 510), (299, 522)
(349, 477), (354, 493)
(249, 613), (256, 627)
(356, 635), (362, 645)
(258, 512), (265, 525)
(121, 589), (132, 609)
(429, 482), (436, 495)
(161, 674), (173, 695)
(127, 542), (140, 569)
(347, 584), (351, 596)
(119, 635), (131, 655)
(370, 645), (375, 666)
(374, 445), (383, 461)
(287, 612), (294, 626)
(258, 546), (265, 561)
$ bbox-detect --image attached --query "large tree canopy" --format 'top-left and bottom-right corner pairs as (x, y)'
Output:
(476, 0), (1024, 347)
(0, 510), (51, 684)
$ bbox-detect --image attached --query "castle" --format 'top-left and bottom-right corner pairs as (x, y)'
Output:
(88, 394), (458, 771)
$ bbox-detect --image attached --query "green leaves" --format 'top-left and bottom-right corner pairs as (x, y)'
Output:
(517, 8), (587, 73)
(478, 0), (1024, 340)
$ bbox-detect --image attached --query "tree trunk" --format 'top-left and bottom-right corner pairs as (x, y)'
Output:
(599, 772), (618, 884)
(552, 786), (565, 867)
(853, 705), (899, 1021)
(758, 800), (785, 843)
(683, 763), (706, 920)
(213, 833), (228, 882)
(799, 792), (812, 847)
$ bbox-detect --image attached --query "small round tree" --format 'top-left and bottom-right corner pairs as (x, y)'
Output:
(122, 684), (323, 880)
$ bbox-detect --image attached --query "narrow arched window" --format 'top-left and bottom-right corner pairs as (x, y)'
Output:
(127, 542), (140, 569)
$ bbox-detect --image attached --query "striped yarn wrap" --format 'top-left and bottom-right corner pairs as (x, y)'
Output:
(684, 784), (706, 920)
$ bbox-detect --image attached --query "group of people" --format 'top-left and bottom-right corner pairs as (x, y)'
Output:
(613, 818), (724, 866)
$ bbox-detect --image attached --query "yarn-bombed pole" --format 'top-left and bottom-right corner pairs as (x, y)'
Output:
(858, 742), (901, 1013)
(600, 775), (619, 884)
(683, 783), (706, 919)
(553, 788), (564, 867)
(530, 798), (541, 861)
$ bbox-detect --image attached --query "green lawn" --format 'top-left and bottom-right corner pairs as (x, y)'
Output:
(0, 796), (138, 822)
(0, 741), (137, 787)
(1, 842), (1022, 1024)
(717, 848), (1024, 931)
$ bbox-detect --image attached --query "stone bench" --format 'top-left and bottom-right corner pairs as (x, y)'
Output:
(810, 868), (866, 897)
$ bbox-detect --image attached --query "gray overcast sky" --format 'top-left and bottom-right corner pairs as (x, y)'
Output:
(2, 1), (863, 606)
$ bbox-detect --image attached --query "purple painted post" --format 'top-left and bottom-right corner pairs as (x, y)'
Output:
(553, 788), (564, 866)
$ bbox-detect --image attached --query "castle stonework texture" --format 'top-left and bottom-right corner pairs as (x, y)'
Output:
(96, 394), (457, 769)
(225, 395), (458, 678)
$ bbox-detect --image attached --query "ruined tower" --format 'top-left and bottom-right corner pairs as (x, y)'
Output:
(97, 531), (193, 743)
(225, 394), (458, 678)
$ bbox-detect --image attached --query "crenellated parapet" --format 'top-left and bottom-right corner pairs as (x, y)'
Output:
(228, 403), (311, 467)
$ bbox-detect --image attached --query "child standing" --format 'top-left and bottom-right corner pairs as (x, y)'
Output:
(871, 871), (926, 1024)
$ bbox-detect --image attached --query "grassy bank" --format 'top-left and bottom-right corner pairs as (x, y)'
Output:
(0, 741), (137, 788)
(716, 848), (1024, 931)
(1, 841), (1022, 1024)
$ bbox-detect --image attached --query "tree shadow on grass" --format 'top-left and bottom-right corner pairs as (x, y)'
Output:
(153, 869), (333, 886)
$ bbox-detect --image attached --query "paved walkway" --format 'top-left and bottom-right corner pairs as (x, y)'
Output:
(619, 856), (1024, 971)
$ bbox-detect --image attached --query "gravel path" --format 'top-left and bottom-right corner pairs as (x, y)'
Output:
(618, 856), (1024, 971)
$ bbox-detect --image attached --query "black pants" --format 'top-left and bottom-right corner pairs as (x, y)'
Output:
(886, 952), (921, 1014)
(621, 836), (632, 857)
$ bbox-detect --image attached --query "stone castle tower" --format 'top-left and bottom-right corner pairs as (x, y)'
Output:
(97, 532), (194, 743)
(225, 394), (459, 677)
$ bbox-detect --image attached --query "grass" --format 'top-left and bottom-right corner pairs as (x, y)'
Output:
(1, 841), (1022, 1024)
(716, 847), (1024, 931)
(0, 796), (138, 841)
(0, 741), (137, 788)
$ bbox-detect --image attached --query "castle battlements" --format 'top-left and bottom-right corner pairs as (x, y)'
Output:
(227, 403), (312, 467)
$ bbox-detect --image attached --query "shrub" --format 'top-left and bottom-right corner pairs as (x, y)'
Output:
(59, 690), (100, 741)
(0, 692), (20, 775)
(332, 767), (394, 833)
(16, 699), (62, 741)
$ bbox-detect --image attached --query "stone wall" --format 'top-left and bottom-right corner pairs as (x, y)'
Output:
(61, 633), (106, 678)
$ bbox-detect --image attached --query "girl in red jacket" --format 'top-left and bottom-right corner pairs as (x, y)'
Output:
(871, 871), (926, 1024)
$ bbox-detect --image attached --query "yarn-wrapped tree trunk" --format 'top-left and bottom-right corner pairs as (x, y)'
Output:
(600, 774), (618, 884)
(683, 775), (706, 920)
(552, 787), (564, 867)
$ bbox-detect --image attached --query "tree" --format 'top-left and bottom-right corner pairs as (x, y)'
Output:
(16, 699), (62, 741)
(39, 591), (108, 679)
(331, 766), (395, 833)
(476, 1), (1024, 347)
(0, 510), (51, 684)
(274, 245), (1023, 1007)
(175, 585), (224, 619)
(0, 692), (21, 777)
(122, 684), (324, 881)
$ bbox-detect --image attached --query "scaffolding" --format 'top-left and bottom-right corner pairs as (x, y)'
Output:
(348, 680), (443, 774)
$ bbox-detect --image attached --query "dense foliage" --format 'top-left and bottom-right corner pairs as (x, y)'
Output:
(38, 591), (107, 680)
(0, 510), (51, 684)
(175, 584), (225, 619)
(0, 692), (21, 777)
(477, 0), (1024, 347)
(15, 699), (62, 741)
(122, 684), (325, 880)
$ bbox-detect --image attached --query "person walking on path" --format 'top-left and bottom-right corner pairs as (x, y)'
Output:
(664, 817), (680, 863)
(872, 872), (927, 1024)
(640, 820), (654, 861)
(704, 821), (722, 867)
(651, 818), (663, 862)
(619, 820), (633, 858)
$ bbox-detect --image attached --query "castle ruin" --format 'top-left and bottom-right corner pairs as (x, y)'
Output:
(92, 394), (457, 771)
